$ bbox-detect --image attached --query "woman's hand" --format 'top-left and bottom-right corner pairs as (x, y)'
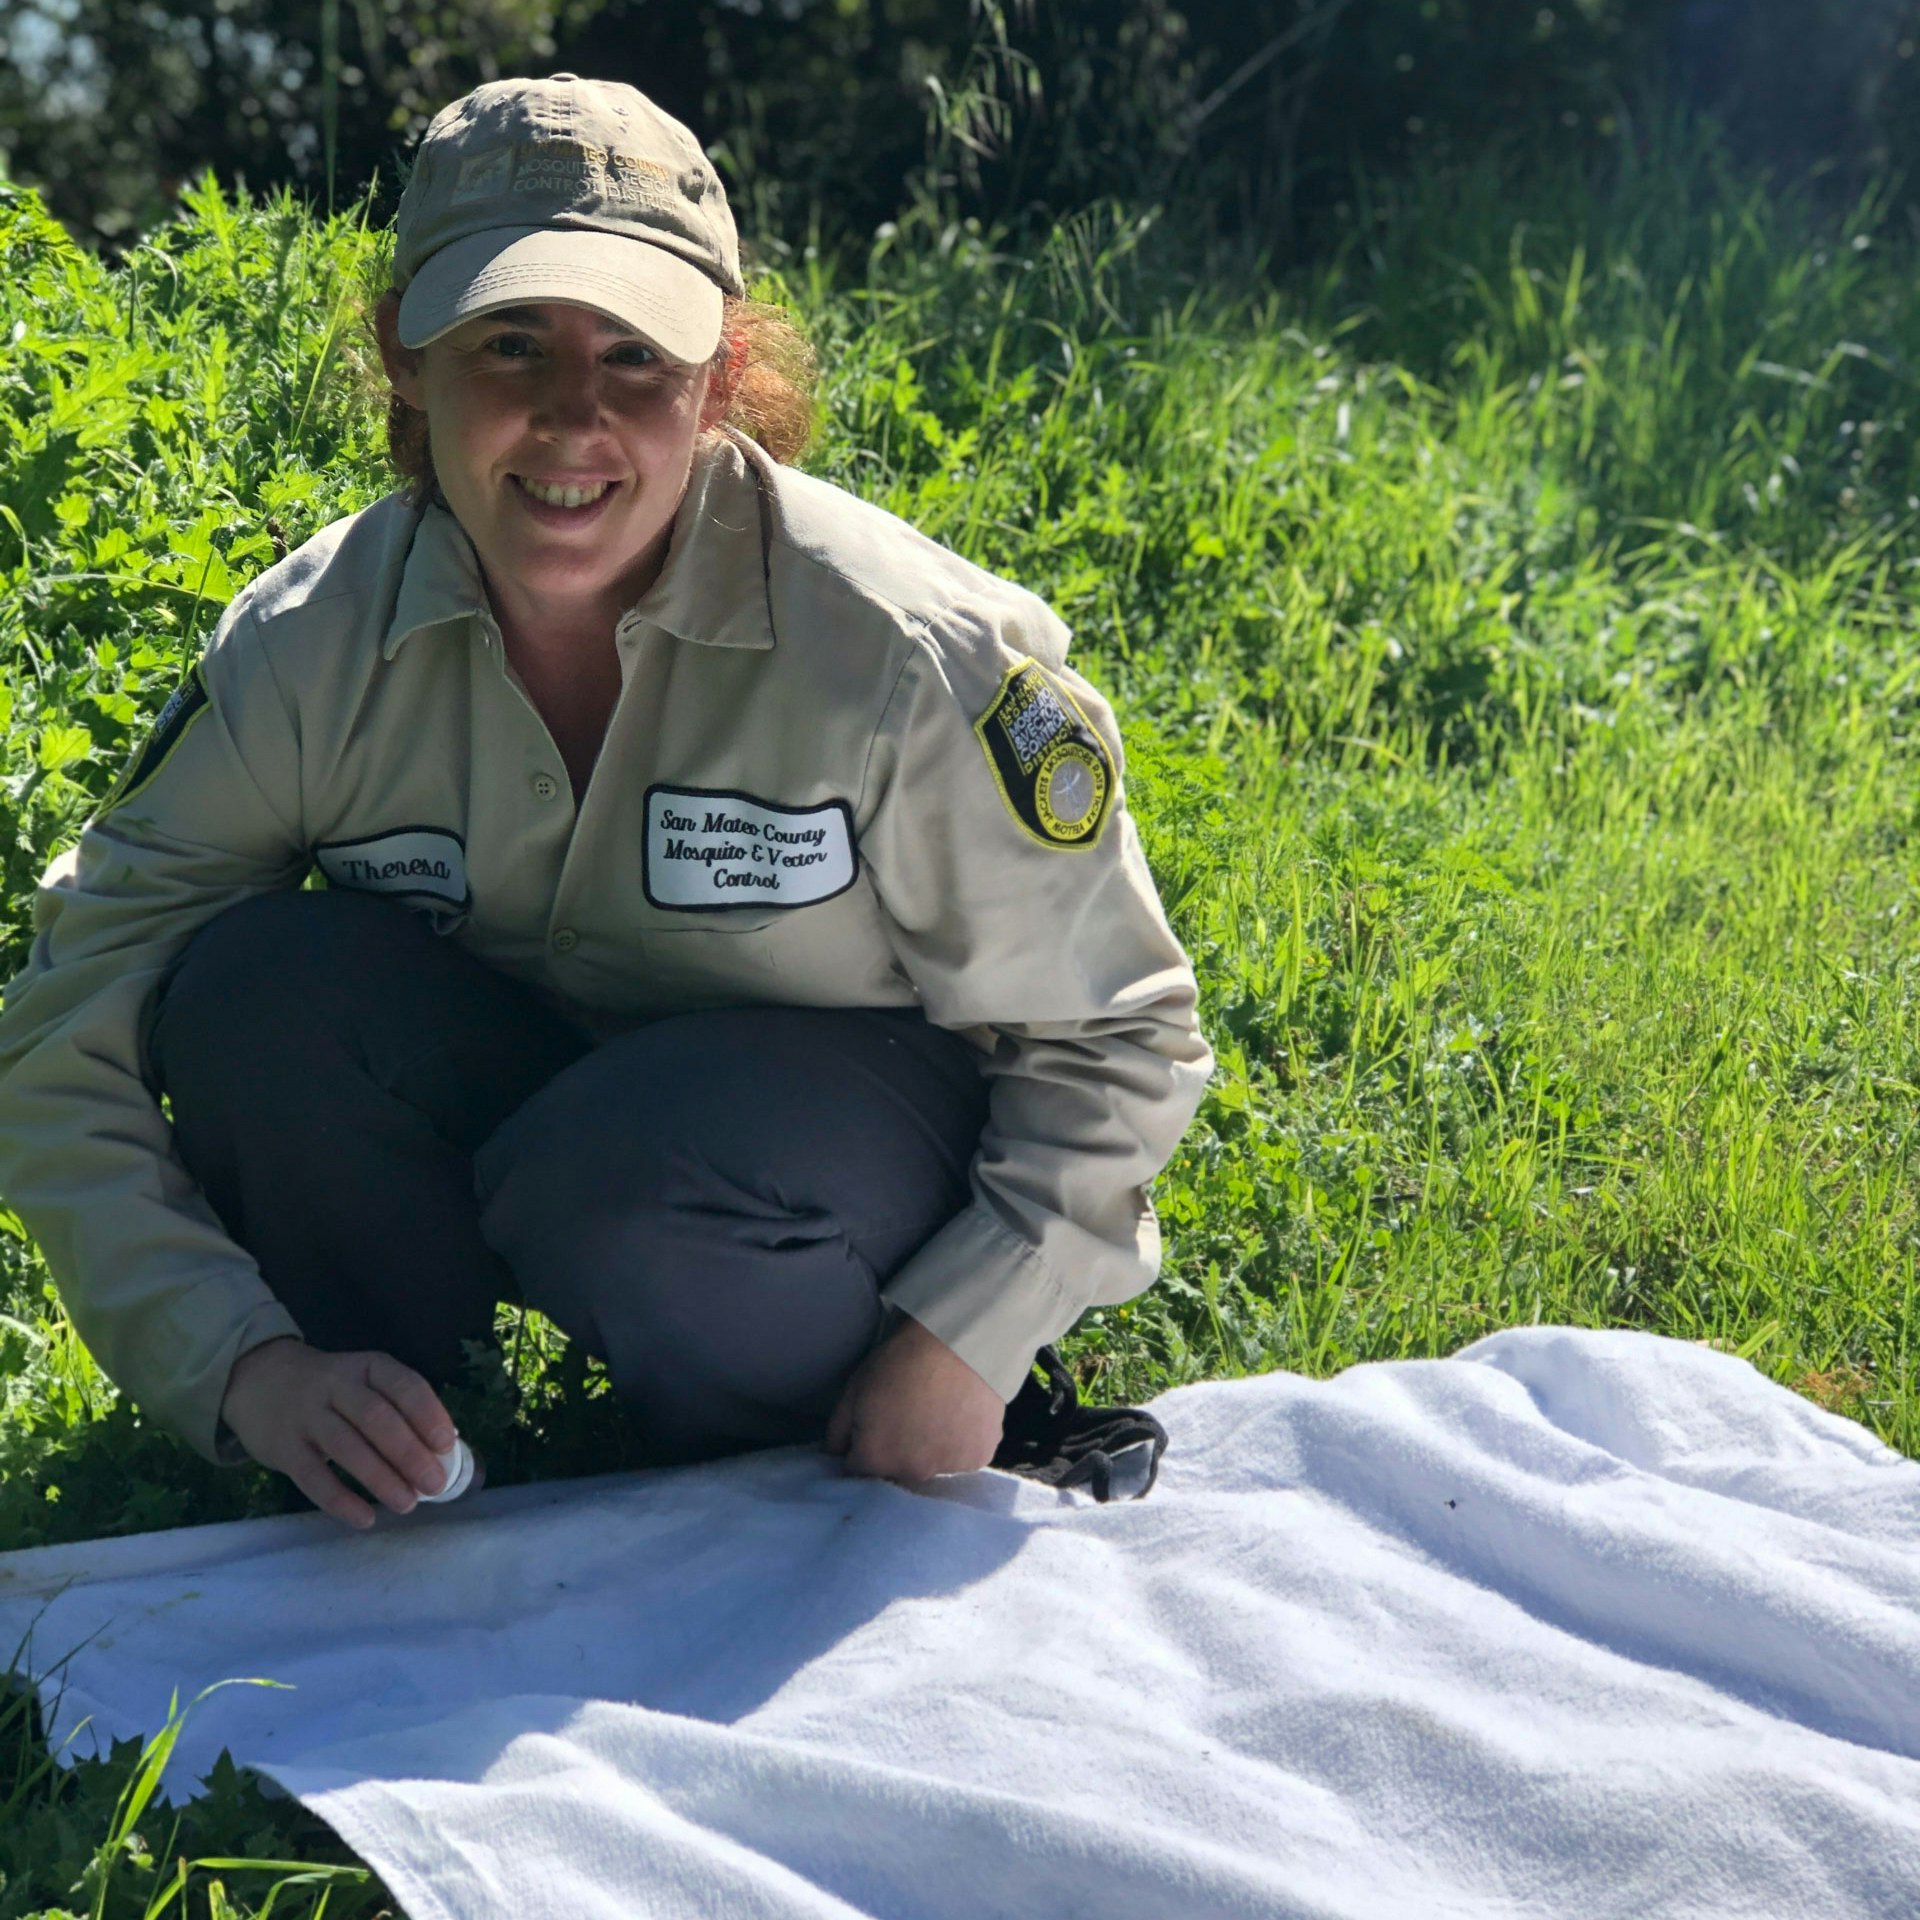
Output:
(824, 1313), (1005, 1484)
(220, 1335), (460, 1530)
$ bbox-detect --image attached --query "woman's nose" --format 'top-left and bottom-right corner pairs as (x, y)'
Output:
(529, 366), (605, 436)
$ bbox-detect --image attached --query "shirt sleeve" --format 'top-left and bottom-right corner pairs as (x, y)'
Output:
(857, 615), (1213, 1401)
(0, 595), (310, 1464)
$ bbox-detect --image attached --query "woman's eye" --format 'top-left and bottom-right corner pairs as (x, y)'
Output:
(473, 333), (656, 367)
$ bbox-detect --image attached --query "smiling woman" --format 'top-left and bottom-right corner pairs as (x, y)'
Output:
(377, 294), (817, 506)
(0, 74), (1212, 1535)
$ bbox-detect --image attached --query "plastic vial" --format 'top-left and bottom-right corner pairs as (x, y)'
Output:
(415, 1434), (481, 1504)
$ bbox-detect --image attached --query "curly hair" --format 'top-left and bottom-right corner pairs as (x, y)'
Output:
(373, 294), (819, 505)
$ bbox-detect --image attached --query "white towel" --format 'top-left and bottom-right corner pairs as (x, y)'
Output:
(5, 1327), (1919, 1920)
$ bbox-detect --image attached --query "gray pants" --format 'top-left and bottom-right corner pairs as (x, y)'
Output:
(150, 889), (990, 1464)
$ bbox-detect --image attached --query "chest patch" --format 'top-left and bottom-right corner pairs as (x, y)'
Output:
(314, 827), (469, 908)
(644, 786), (857, 911)
(975, 659), (1116, 850)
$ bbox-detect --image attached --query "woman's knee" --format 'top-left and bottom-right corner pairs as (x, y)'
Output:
(481, 1141), (885, 1421)
(152, 888), (585, 1120)
(479, 1125), (856, 1324)
(470, 1004), (979, 1443)
(473, 1005), (984, 1240)
(151, 889), (416, 1055)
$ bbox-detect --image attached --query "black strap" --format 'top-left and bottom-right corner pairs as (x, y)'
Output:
(989, 1345), (1168, 1501)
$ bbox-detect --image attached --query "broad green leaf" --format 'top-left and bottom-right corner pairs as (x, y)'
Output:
(36, 723), (93, 771)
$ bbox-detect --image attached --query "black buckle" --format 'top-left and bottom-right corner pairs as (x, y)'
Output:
(989, 1346), (1168, 1501)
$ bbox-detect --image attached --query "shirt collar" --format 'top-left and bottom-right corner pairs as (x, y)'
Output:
(382, 430), (777, 663)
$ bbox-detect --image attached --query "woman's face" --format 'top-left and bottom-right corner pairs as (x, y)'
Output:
(376, 293), (723, 619)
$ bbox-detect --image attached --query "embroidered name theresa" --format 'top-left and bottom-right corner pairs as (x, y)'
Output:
(645, 789), (855, 909)
(314, 828), (469, 907)
(338, 852), (454, 883)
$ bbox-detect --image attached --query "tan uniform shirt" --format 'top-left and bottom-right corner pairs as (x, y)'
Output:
(0, 430), (1212, 1465)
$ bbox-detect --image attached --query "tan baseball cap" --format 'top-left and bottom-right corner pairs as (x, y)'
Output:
(392, 74), (744, 364)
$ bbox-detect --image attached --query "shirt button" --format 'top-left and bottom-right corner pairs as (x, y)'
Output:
(551, 928), (578, 954)
(532, 772), (559, 800)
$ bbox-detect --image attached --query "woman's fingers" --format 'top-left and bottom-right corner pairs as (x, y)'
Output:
(833, 1318), (1005, 1483)
(339, 1377), (450, 1495)
(823, 1383), (855, 1456)
(220, 1340), (470, 1529)
(363, 1352), (459, 1452)
(315, 1407), (421, 1517)
(288, 1443), (378, 1532)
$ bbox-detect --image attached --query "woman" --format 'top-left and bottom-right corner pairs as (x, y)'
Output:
(0, 75), (1211, 1530)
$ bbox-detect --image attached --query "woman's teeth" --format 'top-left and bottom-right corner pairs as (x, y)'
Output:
(515, 476), (613, 508)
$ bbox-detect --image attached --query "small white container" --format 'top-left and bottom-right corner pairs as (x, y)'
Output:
(415, 1435), (480, 1504)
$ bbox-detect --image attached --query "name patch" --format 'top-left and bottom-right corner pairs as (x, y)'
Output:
(314, 827), (469, 908)
(644, 786), (856, 911)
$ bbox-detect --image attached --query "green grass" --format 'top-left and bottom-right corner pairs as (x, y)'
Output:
(4, 120), (1920, 1911)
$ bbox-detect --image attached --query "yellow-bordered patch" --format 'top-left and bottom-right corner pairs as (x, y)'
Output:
(98, 663), (210, 818)
(974, 659), (1115, 850)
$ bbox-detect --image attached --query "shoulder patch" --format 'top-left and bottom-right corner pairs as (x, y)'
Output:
(974, 660), (1115, 850)
(98, 664), (211, 817)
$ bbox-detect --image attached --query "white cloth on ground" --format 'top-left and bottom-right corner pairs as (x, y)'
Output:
(4, 1327), (1919, 1920)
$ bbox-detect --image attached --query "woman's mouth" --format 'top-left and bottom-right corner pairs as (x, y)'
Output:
(510, 474), (622, 524)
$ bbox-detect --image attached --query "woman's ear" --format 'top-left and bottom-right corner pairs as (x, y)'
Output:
(699, 321), (748, 431)
(375, 290), (427, 410)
